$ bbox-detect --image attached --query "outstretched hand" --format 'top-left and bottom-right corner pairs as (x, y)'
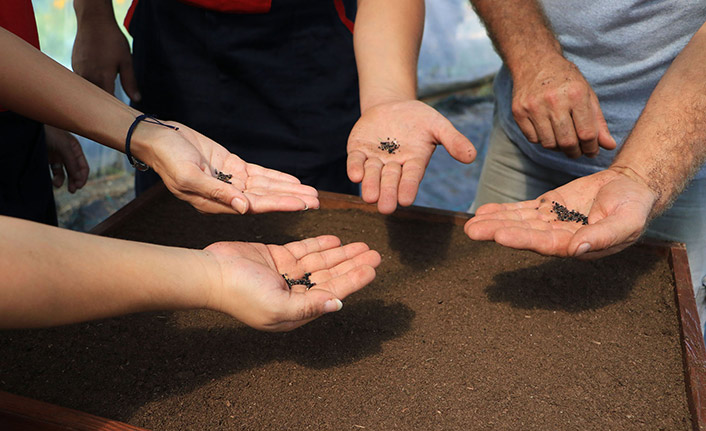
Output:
(204, 235), (382, 331)
(464, 169), (658, 259)
(347, 100), (476, 214)
(145, 122), (320, 215)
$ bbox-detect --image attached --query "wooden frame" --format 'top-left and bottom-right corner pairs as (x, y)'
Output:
(2, 185), (705, 431)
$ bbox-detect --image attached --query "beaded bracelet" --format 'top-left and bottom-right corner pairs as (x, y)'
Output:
(125, 114), (179, 171)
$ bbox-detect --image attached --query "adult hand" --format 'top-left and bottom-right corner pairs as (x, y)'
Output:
(347, 100), (476, 214)
(45, 125), (89, 193)
(511, 55), (616, 158)
(203, 235), (381, 331)
(464, 168), (657, 259)
(72, 13), (141, 102)
(143, 122), (320, 214)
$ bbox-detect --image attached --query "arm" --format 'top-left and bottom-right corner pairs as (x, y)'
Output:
(0, 27), (318, 214)
(347, 0), (476, 214)
(72, 0), (141, 101)
(0, 215), (380, 330)
(465, 21), (706, 258)
(471, 0), (615, 158)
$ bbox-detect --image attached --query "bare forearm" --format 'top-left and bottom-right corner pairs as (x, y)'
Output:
(470, 0), (562, 80)
(0, 216), (214, 328)
(73, 0), (116, 26)
(354, 0), (423, 112)
(612, 23), (706, 218)
(0, 27), (166, 167)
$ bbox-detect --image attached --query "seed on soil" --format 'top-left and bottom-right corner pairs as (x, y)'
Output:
(550, 201), (588, 225)
(215, 169), (233, 184)
(282, 272), (316, 290)
(378, 137), (400, 154)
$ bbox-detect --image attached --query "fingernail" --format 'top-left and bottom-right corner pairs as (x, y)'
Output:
(576, 243), (591, 256)
(324, 299), (343, 313)
(233, 198), (248, 214)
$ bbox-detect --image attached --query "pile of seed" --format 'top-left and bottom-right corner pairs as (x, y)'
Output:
(281, 272), (316, 290)
(215, 169), (233, 184)
(550, 201), (588, 225)
(378, 138), (400, 154)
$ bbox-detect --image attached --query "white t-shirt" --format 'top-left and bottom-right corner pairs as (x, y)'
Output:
(494, 0), (706, 179)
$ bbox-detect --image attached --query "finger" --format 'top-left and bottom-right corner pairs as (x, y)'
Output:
(550, 114), (581, 159)
(595, 106), (617, 151)
(567, 213), (643, 258)
(465, 212), (556, 241)
(244, 175), (319, 202)
(65, 137), (89, 192)
(119, 57), (141, 102)
(570, 98), (599, 157)
(299, 242), (377, 273)
(471, 199), (542, 217)
(347, 150), (367, 183)
(100, 72), (116, 96)
(244, 162), (309, 185)
(310, 264), (377, 301)
(531, 116), (558, 151)
(263, 289), (343, 332)
(244, 194), (318, 214)
(283, 235), (342, 261)
(493, 225), (577, 256)
(49, 162), (65, 188)
(310, 249), (382, 285)
(361, 157), (383, 204)
(378, 162), (402, 214)
(515, 115), (540, 143)
(398, 158), (426, 207)
(433, 115), (476, 163)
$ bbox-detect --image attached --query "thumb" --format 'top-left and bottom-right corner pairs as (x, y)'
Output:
(119, 59), (142, 103)
(434, 117), (476, 163)
(273, 290), (343, 331)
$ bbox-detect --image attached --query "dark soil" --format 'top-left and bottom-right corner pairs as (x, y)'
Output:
(0, 193), (692, 430)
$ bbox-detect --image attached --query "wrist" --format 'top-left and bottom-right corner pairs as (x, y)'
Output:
(360, 87), (416, 114)
(508, 49), (566, 84)
(74, 0), (117, 27)
(125, 115), (179, 171)
(608, 165), (662, 215)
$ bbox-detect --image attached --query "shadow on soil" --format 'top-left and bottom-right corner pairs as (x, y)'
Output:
(0, 299), (414, 422)
(483, 248), (662, 312)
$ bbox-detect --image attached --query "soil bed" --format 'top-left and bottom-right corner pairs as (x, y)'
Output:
(0, 191), (693, 430)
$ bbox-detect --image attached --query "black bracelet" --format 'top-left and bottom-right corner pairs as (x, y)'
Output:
(125, 114), (179, 171)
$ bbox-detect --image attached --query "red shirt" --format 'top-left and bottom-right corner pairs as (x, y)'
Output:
(0, 0), (39, 112)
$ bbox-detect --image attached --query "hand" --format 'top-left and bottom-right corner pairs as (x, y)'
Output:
(347, 100), (476, 214)
(203, 235), (381, 331)
(144, 122), (320, 214)
(72, 14), (141, 102)
(45, 125), (89, 193)
(464, 168), (658, 259)
(511, 55), (616, 158)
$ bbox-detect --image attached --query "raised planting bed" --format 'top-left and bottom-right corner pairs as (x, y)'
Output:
(1, 186), (704, 430)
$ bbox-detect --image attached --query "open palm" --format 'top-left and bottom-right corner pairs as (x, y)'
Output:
(204, 235), (381, 331)
(465, 169), (657, 259)
(347, 100), (476, 214)
(149, 122), (320, 215)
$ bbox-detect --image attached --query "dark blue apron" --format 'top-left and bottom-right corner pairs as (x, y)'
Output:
(128, 0), (360, 195)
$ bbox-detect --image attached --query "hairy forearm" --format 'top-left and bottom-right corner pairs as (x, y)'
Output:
(0, 216), (214, 328)
(612, 23), (706, 218)
(354, 0), (424, 112)
(470, 0), (561, 80)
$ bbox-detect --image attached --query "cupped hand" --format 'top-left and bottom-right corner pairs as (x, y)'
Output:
(144, 122), (320, 214)
(72, 14), (141, 102)
(347, 100), (476, 214)
(203, 235), (381, 331)
(464, 168), (657, 259)
(45, 125), (89, 193)
(511, 55), (616, 158)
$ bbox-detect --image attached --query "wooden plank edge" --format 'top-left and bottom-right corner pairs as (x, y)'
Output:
(318, 191), (472, 226)
(0, 391), (148, 431)
(669, 245), (706, 431)
(90, 182), (167, 236)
